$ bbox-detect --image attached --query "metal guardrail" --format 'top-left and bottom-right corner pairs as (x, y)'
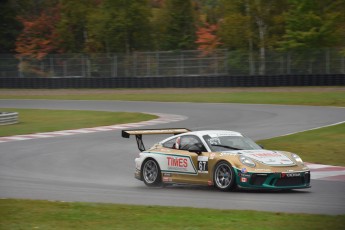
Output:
(0, 112), (19, 125)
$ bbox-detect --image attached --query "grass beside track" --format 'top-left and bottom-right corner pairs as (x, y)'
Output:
(257, 123), (345, 166)
(0, 89), (344, 106)
(0, 108), (157, 137)
(1, 199), (344, 230)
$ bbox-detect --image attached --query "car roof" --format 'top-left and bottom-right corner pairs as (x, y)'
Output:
(185, 130), (243, 137)
(159, 130), (244, 144)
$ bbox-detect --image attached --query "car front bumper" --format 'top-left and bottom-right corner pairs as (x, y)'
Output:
(234, 168), (311, 190)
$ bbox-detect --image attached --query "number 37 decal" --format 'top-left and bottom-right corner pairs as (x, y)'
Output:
(197, 156), (208, 173)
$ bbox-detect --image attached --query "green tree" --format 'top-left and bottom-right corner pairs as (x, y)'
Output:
(278, 0), (345, 51)
(86, 0), (152, 54)
(57, 0), (98, 53)
(158, 0), (197, 50)
(0, 0), (22, 53)
(195, 0), (222, 24)
(218, 0), (287, 75)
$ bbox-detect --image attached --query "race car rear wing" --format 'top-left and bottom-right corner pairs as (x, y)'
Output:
(122, 128), (191, 151)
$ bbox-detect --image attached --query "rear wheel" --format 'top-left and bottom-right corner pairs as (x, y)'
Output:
(141, 159), (161, 186)
(213, 161), (236, 191)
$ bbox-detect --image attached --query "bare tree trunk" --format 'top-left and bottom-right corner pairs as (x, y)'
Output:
(248, 39), (255, 75)
(245, 0), (255, 75)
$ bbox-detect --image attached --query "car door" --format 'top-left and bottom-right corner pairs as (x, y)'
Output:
(164, 135), (210, 185)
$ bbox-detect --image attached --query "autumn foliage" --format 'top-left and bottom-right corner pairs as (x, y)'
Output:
(4, 0), (344, 60)
(15, 6), (61, 60)
(195, 23), (222, 56)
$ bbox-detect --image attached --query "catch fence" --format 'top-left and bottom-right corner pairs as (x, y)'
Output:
(1, 49), (344, 78)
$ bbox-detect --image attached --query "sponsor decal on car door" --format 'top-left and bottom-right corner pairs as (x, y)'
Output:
(146, 152), (197, 174)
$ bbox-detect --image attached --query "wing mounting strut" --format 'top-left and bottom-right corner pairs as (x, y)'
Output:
(135, 134), (145, 152)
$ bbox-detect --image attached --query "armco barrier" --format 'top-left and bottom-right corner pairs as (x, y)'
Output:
(0, 112), (19, 125)
(0, 75), (344, 88)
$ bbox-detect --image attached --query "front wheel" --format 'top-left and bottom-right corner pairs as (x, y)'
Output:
(141, 159), (162, 186)
(213, 161), (236, 191)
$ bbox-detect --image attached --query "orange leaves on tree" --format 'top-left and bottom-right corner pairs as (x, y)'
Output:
(195, 23), (222, 56)
(15, 7), (61, 60)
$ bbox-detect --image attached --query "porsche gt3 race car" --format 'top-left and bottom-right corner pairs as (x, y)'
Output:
(122, 128), (311, 191)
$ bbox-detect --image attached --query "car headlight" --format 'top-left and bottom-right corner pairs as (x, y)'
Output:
(292, 153), (304, 164)
(239, 156), (256, 168)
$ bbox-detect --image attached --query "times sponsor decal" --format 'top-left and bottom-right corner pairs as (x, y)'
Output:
(145, 152), (197, 174)
(161, 155), (197, 174)
(167, 156), (188, 171)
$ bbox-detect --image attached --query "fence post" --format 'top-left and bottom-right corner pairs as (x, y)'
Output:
(146, 54), (150, 77)
(198, 56), (202, 75)
(180, 53), (184, 75)
(81, 55), (85, 77)
(86, 57), (91, 77)
(280, 56), (284, 75)
(309, 59), (313, 74)
(214, 54), (218, 75)
(225, 51), (229, 74)
(325, 48), (330, 74)
(112, 55), (117, 77)
(40, 59), (44, 73)
(156, 52), (159, 77)
(287, 52), (291, 75)
(133, 53), (137, 77)
(19, 57), (23, 78)
(249, 50), (255, 75)
(50, 56), (54, 77)
(63, 60), (67, 77)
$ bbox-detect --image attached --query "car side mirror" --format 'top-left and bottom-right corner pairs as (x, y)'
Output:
(188, 145), (203, 155)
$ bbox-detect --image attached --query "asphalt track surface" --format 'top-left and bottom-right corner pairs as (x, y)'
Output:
(1, 99), (345, 215)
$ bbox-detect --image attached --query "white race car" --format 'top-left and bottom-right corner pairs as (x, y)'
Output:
(122, 128), (311, 191)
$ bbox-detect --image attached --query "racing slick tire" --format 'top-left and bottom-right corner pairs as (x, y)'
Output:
(213, 161), (236, 191)
(141, 158), (162, 187)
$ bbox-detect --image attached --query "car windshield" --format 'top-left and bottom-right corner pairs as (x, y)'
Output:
(203, 134), (262, 152)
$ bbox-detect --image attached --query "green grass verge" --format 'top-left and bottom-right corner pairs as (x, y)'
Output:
(257, 123), (345, 166)
(0, 108), (157, 137)
(1, 91), (344, 106)
(0, 199), (344, 230)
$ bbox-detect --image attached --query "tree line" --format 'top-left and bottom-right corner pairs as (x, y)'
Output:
(1, 0), (345, 63)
